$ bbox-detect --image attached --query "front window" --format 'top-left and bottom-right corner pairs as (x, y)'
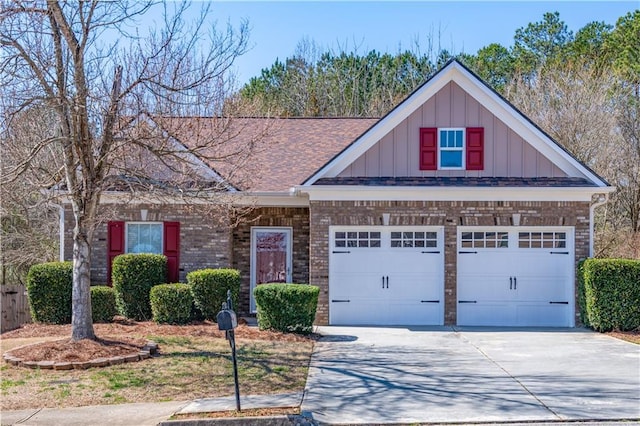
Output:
(126, 223), (163, 254)
(439, 128), (465, 169)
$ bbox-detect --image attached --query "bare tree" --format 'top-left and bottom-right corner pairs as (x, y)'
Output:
(1, 107), (61, 285)
(0, 1), (251, 340)
(505, 62), (639, 257)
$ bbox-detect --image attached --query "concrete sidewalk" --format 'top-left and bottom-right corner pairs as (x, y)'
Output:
(1, 401), (188, 426)
(1, 393), (304, 426)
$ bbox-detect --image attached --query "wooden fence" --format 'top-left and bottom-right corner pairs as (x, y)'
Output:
(1, 285), (31, 333)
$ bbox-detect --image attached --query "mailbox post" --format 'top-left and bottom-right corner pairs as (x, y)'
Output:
(216, 290), (240, 411)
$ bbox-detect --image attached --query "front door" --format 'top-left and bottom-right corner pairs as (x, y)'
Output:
(250, 227), (292, 312)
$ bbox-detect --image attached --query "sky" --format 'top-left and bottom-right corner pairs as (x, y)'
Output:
(157, 1), (639, 85)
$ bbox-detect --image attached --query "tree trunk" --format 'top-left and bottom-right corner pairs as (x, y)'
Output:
(71, 224), (95, 341)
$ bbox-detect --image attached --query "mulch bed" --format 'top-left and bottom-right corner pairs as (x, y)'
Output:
(2, 318), (319, 365)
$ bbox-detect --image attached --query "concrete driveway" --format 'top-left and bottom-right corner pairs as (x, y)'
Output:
(301, 326), (640, 424)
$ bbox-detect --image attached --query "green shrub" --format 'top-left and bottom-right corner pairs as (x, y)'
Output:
(26, 262), (72, 324)
(187, 269), (241, 320)
(150, 283), (193, 325)
(254, 283), (319, 334)
(580, 258), (640, 332)
(112, 254), (166, 321)
(576, 259), (589, 327)
(91, 286), (117, 323)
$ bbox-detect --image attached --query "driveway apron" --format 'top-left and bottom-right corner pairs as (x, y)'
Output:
(301, 326), (640, 425)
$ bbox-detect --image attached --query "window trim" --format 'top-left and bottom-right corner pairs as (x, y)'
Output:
(438, 128), (465, 170)
(125, 221), (164, 254)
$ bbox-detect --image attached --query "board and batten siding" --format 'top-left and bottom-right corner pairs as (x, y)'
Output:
(339, 81), (566, 178)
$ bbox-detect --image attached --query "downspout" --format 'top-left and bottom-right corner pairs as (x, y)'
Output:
(47, 201), (65, 261)
(589, 193), (608, 258)
(58, 205), (65, 261)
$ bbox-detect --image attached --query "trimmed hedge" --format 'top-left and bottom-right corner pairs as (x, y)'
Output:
(187, 269), (240, 321)
(26, 261), (73, 324)
(150, 283), (193, 324)
(577, 259), (589, 326)
(112, 254), (166, 321)
(254, 283), (319, 334)
(579, 258), (640, 332)
(91, 286), (117, 323)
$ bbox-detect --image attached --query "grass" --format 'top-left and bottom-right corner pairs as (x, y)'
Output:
(1, 335), (313, 410)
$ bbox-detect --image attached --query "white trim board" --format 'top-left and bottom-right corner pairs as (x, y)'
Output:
(300, 185), (614, 202)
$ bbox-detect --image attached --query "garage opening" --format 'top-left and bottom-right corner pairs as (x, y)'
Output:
(457, 227), (574, 327)
(329, 226), (444, 325)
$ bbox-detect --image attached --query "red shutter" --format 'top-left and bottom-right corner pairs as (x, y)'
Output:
(419, 127), (438, 170)
(466, 127), (484, 171)
(107, 221), (125, 286)
(163, 222), (180, 283)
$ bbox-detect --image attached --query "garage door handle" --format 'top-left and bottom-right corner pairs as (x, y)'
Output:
(332, 250), (351, 254)
(421, 251), (440, 254)
(381, 276), (389, 289)
(421, 300), (440, 303)
(513, 277), (517, 290)
(510, 276), (513, 290)
(549, 301), (569, 304)
(332, 299), (350, 303)
(458, 251), (478, 254)
(550, 251), (569, 255)
(458, 300), (477, 304)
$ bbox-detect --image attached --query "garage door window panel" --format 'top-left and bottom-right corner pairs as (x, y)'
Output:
(391, 231), (437, 248)
(461, 231), (508, 249)
(519, 231), (567, 249)
(334, 231), (381, 248)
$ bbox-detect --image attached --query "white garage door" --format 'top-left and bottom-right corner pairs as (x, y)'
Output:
(457, 227), (574, 327)
(329, 226), (444, 325)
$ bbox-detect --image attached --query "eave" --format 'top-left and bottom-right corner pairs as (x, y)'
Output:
(298, 185), (615, 202)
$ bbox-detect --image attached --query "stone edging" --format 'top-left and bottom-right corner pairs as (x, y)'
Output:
(3, 341), (158, 370)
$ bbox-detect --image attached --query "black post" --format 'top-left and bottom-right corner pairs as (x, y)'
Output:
(225, 290), (240, 411)
(229, 329), (241, 411)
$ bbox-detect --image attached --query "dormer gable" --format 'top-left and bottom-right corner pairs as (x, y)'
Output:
(302, 59), (609, 188)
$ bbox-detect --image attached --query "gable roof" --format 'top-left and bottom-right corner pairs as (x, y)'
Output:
(302, 59), (611, 188)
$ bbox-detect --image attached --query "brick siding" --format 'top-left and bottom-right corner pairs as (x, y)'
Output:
(63, 205), (232, 285)
(232, 207), (310, 315)
(309, 200), (590, 326)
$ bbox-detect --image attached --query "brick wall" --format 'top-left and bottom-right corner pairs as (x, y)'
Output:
(232, 207), (310, 315)
(63, 204), (232, 285)
(309, 200), (590, 325)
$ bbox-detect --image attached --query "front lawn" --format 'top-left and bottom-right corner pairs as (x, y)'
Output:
(0, 322), (314, 410)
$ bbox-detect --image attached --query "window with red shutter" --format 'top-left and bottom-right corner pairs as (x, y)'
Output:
(108, 221), (181, 284)
(466, 127), (484, 171)
(419, 127), (484, 171)
(107, 221), (125, 286)
(419, 128), (438, 170)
